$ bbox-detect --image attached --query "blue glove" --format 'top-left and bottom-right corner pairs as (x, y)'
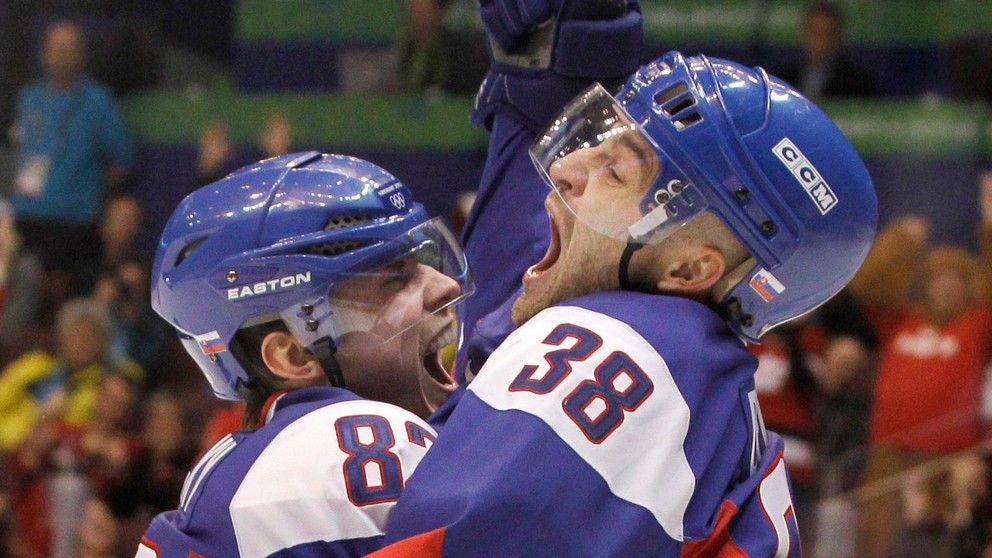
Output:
(479, 0), (634, 52)
(479, 0), (560, 52)
(472, 0), (643, 133)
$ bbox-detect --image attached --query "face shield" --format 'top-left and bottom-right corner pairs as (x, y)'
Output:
(529, 83), (710, 245)
(279, 217), (474, 356)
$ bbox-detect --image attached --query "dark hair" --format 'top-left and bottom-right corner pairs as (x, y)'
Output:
(230, 320), (292, 431)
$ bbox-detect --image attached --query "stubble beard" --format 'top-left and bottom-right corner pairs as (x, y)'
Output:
(511, 226), (623, 326)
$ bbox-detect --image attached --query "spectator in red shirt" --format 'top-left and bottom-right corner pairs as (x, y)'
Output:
(7, 371), (140, 558)
(852, 175), (992, 557)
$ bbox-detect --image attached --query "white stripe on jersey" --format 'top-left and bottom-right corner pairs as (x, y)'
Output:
(230, 399), (434, 558)
(181, 434), (237, 512)
(468, 305), (695, 541)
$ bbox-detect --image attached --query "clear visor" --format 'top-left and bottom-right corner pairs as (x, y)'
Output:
(281, 218), (474, 356)
(529, 83), (709, 245)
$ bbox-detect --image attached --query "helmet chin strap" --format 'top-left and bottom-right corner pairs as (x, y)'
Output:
(618, 240), (646, 291)
(713, 257), (757, 331)
(311, 337), (346, 388)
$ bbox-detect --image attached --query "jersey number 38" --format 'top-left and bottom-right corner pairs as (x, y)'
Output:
(509, 323), (654, 444)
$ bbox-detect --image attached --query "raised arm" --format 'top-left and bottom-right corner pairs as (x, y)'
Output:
(459, 0), (644, 377)
(849, 215), (929, 311)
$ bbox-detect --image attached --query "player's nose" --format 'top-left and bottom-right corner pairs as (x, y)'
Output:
(548, 151), (590, 200)
(420, 266), (461, 313)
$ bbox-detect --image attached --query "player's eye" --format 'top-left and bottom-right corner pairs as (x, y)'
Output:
(598, 160), (626, 188)
(608, 165), (623, 185)
(381, 257), (419, 289)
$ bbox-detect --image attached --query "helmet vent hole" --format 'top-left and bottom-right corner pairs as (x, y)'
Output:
(175, 237), (207, 267)
(302, 215), (374, 257)
(673, 111), (702, 131)
(324, 215), (370, 231)
(665, 97), (694, 116)
(654, 82), (689, 107)
(304, 240), (369, 257)
(654, 82), (703, 130)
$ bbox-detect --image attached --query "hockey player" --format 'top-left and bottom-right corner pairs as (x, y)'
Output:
(135, 152), (473, 557)
(370, 1), (878, 556)
(455, 0), (643, 383)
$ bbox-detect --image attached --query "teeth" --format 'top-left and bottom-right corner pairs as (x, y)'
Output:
(428, 323), (457, 353)
(423, 323), (457, 389)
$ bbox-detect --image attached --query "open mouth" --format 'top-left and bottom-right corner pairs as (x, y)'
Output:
(422, 323), (458, 391)
(524, 209), (562, 283)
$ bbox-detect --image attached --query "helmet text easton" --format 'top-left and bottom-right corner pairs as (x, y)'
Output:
(227, 272), (313, 300)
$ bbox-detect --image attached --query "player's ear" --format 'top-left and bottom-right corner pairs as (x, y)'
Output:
(260, 331), (323, 382)
(651, 245), (728, 294)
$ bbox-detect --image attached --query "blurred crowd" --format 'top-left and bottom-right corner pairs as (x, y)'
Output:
(751, 174), (992, 558)
(0, 17), (277, 558)
(0, 1), (991, 557)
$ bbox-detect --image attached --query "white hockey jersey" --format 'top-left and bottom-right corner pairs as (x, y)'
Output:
(137, 387), (436, 558)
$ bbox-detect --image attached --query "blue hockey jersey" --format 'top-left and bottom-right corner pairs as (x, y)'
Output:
(135, 387), (437, 558)
(374, 293), (801, 557)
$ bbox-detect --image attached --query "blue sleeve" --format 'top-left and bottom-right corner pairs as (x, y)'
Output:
(457, 117), (547, 376)
(94, 87), (134, 167)
(13, 84), (41, 155)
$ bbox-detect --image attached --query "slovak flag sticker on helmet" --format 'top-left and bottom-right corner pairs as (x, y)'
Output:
(194, 331), (228, 355)
(749, 269), (786, 302)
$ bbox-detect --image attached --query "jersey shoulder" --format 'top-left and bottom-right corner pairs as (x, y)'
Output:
(565, 291), (733, 345)
(227, 399), (437, 558)
(143, 393), (437, 558)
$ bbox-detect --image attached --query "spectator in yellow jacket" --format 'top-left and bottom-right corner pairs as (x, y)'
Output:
(0, 297), (141, 451)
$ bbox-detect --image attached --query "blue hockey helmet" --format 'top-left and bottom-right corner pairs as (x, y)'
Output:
(152, 152), (473, 399)
(530, 51), (877, 341)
